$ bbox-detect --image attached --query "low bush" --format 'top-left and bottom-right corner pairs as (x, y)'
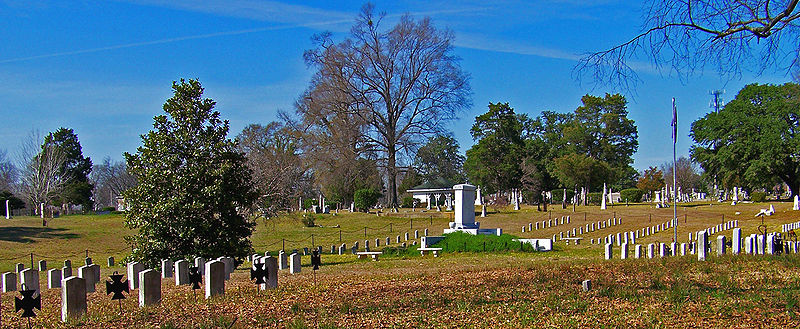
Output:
(620, 188), (644, 203)
(301, 214), (316, 227)
(550, 189), (575, 204)
(430, 231), (538, 252)
(751, 191), (767, 202)
(354, 188), (381, 212)
(401, 196), (416, 208)
(587, 192), (603, 205)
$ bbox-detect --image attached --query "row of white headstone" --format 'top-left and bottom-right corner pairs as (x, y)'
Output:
(604, 227), (794, 261)
(521, 216), (571, 233)
(549, 217), (622, 243)
(2, 256), (236, 322)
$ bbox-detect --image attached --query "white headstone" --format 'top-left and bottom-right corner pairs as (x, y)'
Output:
(2, 272), (16, 292)
(48, 268), (62, 288)
(61, 276), (86, 322)
(139, 269), (161, 307)
(204, 260), (225, 299)
(732, 228), (742, 254)
(697, 230), (708, 261)
(174, 260), (189, 285)
(127, 262), (144, 290)
(289, 253), (301, 274)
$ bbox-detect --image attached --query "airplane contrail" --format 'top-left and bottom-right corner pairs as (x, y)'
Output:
(0, 7), (485, 65)
(0, 19), (352, 64)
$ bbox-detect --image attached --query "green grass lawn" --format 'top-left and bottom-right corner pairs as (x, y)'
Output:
(0, 201), (798, 327)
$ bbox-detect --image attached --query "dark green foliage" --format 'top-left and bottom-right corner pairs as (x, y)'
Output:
(0, 190), (25, 213)
(751, 191), (767, 202)
(620, 188), (644, 202)
(123, 79), (258, 267)
(44, 127), (93, 210)
(414, 134), (466, 184)
(691, 83), (800, 196)
(586, 192), (603, 205)
(550, 189), (575, 203)
(100, 206), (116, 212)
(430, 231), (537, 253)
(401, 196), (416, 208)
(465, 103), (531, 194)
(301, 214), (316, 227)
(353, 188), (381, 212)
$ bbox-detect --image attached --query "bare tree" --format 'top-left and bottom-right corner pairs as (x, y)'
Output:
(576, 1), (800, 89)
(0, 149), (15, 192)
(302, 4), (471, 207)
(661, 156), (702, 193)
(236, 122), (311, 217)
(91, 157), (137, 209)
(17, 131), (68, 214)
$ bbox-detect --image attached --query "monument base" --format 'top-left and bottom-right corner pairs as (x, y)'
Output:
(443, 228), (502, 236)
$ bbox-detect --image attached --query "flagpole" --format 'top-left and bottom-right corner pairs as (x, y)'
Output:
(672, 98), (678, 243)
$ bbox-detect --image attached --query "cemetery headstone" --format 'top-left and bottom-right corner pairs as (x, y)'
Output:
(174, 260), (189, 285)
(161, 259), (173, 278)
(48, 268), (62, 289)
(61, 276), (86, 322)
(78, 265), (95, 293)
(127, 262), (144, 290)
(21, 269), (40, 296)
(204, 260), (225, 299)
(290, 253), (301, 274)
(139, 269), (161, 307)
(3, 271), (16, 292)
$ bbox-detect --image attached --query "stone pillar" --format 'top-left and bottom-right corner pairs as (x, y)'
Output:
(732, 228), (742, 254)
(290, 253), (301, 274)
(48, 268), (62, 289)
(61, 276), (86, 322)
(604, 243), (612, 260)
(174, 260), (189, 285)
(717, 235), (726, 255)
(2, 272), (16, 292)
(139, 269), (161, 307)
(204, 260), (225, 299)
(21, 268), (40, 296)
(697, 230), (708, 261)
(161, 259), (173, 278)
(77, 265), (95, 293)
(127, 262), (144, 290)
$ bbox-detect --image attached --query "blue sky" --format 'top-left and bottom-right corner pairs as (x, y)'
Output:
(0, 0), (791, 171)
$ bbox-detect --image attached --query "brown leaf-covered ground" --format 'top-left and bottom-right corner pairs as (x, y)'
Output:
(2, 252), (799, 328)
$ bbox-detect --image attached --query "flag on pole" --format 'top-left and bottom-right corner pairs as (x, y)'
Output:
(671, 97), (677, 143)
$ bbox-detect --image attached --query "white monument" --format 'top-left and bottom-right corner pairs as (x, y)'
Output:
(475, 186), (483, 206)
(794, 195), (799, 211)
(444, 184), (501, 236)
(5, 200), (10, 219)
(600, 183), (607, 210)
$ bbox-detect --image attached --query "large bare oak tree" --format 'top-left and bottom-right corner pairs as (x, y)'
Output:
(302, 4), (471, 207)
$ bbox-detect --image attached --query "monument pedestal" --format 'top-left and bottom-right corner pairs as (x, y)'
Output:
(443, 184), (501, 236)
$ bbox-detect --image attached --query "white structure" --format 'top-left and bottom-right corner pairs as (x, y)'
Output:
(600, 183), (607, 210)
(794, 195), (799, 211)
(443, 184), (501, 236)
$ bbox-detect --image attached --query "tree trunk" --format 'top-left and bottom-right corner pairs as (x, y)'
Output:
(387, 147), (398, 208)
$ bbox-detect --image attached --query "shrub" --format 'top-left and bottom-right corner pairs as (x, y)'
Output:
(354, 188), (381, 212)
(301, 214), (316, 227)
(550, 189), (575, 204)
(587, 192), (603, 205)
(751, 191), (767, 202)
(401, 196), (416, 208)
(302, 198), (316, 210)
(430, 231), (538, 252)
(101, 206), (116, 212)
(620, 188), (644, 203)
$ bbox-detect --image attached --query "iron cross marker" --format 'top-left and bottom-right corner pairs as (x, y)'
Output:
(14, 286), (41, 318)
(250, 262), (267, 285)
(311, 250), (321, 270)
(188, 266), (202, 290)
(106, 271), (129, 300)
